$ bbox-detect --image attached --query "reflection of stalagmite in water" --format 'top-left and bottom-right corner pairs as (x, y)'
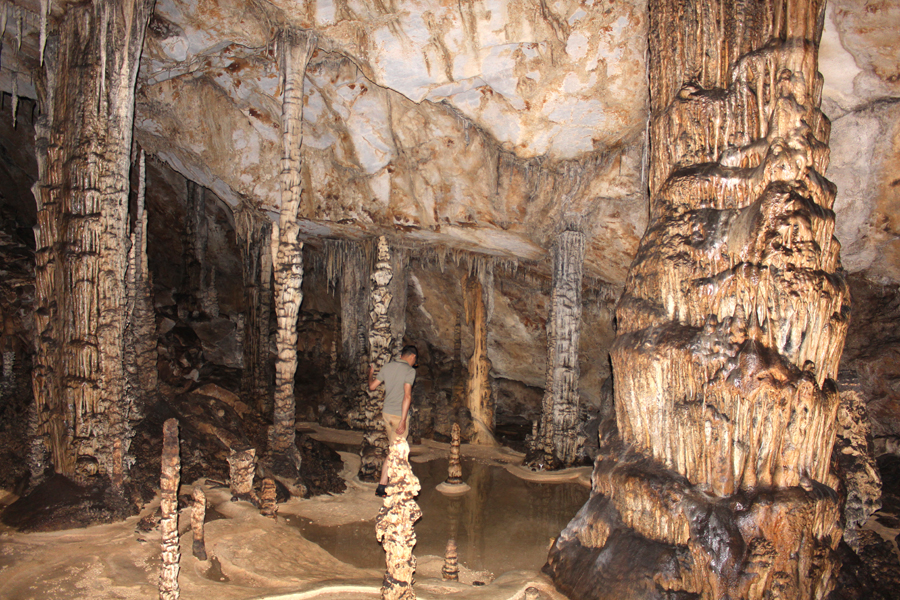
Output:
(462, 460), (490, 572)
(442, 538), (459, 581)
(375, 438), (422, 600)
(159, 419), (180, 600)
(191, 486), (207, 561)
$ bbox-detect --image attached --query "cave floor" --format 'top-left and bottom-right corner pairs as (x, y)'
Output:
(0, 424), (591, 600)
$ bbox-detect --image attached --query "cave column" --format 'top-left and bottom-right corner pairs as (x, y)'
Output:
(540, 230), (585, 468)
(546, 1), (849, 598)
(235, 206), (273, 414)
(269, 28), (317, 463)
(30, 0), (155, 487)
(358, 235), (394, 480)
(465, 263), (495, 445)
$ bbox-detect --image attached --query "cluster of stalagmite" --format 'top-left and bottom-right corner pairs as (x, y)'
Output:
(191, 487), (207, 561)
(375, 438), (422, 600)
(547, 1), (851, 599)
(159, 419), (181, 600)
(30, 0), (155, 490)
(540, 230), (585, 468)
(270, 28), (317, 465)
(359, 236), (395, 481)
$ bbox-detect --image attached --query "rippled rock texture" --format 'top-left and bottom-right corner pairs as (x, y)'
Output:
(547, 1), (851, 598)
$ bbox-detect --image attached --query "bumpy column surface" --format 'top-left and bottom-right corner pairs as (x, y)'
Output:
(359, 236), (394, 481)
(446, 423), (463, 484)
(375, 438), (422, 600)
(31, 0), (154, 487)
(540, 230), (585, 468)
(547, 1), (848, 599)
(227, 447), (256, 501)
(159, 419), (181, 600)
(270, 28), (317, 460)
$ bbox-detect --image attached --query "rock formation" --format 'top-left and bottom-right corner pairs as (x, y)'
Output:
(442, 538), (459, 581)
(375, 437), (422, 600)
(191, 486), (207, 561)
(465, 270), (495, 445)
(546, 1), (851, 598)
(159, 418), (180, 600)
(446, 423), (463, 485)
(359, 236), (395, 481)
(227, 447), (256, 502)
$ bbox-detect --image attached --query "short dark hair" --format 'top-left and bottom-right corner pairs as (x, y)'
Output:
(400, 345), (418, 358)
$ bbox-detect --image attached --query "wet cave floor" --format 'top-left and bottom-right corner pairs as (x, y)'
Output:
(0, 424), (590, 600)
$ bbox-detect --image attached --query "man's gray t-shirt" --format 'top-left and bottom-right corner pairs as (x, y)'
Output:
(377, 360), (416, 416)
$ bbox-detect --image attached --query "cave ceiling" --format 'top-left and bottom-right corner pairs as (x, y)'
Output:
(1, 0), (899, 285)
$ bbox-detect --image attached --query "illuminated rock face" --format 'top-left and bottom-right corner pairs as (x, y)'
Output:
(546, 1), (850, 598)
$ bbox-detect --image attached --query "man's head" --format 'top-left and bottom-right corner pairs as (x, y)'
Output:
(400, 345), (418, 367)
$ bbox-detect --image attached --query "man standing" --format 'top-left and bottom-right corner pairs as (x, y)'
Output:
(368, 345), (418, 497)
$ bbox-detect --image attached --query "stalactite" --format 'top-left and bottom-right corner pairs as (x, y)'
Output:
(234, 206), (273, 414)
(39, 0), (47, 66)
(442, 538), (459, 581)
(540, 230), (585, 468)
(191, 487), (207, 561)
(159, 419), (180, 600)
(15, 6), (20, 52)
(359, 235), (395, 481)
(184, 181), (217, 317)
(30, 0), (156, 486)
(465, 274), (494, 445)
(547, 1), (848, 598)
(11, 70), (17, 125)
(449, 311), (466, 413)
(270, 28), (317, 463)
(375, 438), (422, 600)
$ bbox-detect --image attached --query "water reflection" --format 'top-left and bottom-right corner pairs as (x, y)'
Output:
(289, 458), (589, 577)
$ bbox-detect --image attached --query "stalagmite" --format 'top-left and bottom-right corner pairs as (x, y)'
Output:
(159, 419), (180, 600)
(375, 438), (422, 600)
(446, 423), (463, 484)
(191, 487), (207, 561)
(270, 28), (317, 464)
(359, 236), (395, 481)
(30, 0), (156, 489)
(442, 538), (459, 581)
(464, 272), (495, 445)
(260, 478), (278, 519)
(235, 206), (273, 414)
(539, 230), (585, 468)
(547, 1), (850, 598)
(227, 447), (256, 502)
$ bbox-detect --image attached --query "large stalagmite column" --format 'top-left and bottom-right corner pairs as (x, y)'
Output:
(540, 230), (585, 468)
(31, 0), (155, 487)
(269, 28), (317, 463)
(359, 236), (394, 481)
(547, 2), (848, 599)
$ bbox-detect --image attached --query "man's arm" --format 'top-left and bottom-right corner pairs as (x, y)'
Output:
(367, 365), (381, 391)
(397, 383), (413, 434)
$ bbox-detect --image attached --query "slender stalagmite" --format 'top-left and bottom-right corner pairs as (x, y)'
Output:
(31, 0), (155, 489)
(540, 230), (585, 468)
(446, 423), (463, 484)
(547, 1), (849, 599)
(191, 486), (207, 561)
(442, 538), (459, 581)
(235, 206), (273, 414)
(465, 272), (494, 445)
(375, 438), (422, 600)
(159, 419), (180, 600)
(270, 28), (317, 463)
(359, 236), (394, 481)
(260, 478), (278, 518)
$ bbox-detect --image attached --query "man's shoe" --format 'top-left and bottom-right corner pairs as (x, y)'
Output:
(375, 484), (387, 497)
